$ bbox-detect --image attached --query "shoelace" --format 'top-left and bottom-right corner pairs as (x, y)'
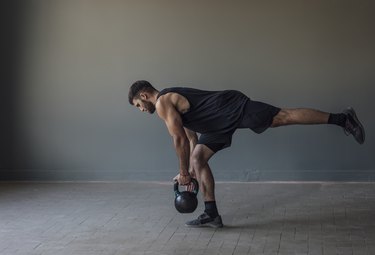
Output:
(198, 213), (209, 220)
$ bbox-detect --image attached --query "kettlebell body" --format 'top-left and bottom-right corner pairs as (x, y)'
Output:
(174, 178), (199, 213)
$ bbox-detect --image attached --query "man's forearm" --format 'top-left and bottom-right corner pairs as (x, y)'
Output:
(173, 136), (190, 175)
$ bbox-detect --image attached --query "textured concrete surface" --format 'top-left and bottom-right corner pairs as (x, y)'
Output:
(1, 182), (375, 255)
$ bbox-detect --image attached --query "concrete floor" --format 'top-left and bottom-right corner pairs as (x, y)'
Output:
(0, 182), (375, 255)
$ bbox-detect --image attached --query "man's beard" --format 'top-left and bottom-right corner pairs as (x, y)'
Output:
(143, 100), (155, 114)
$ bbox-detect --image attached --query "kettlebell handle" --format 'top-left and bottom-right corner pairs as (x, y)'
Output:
(174, 178), (199, 196)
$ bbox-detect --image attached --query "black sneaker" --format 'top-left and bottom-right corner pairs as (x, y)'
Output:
(185, 212), (223, 228)
(343, 107), (365, 144)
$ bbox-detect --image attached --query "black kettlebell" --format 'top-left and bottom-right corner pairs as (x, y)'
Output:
(174, 178), (199, 213)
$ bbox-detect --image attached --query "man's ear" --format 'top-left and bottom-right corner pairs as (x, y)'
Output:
(139, 92), (148, 100)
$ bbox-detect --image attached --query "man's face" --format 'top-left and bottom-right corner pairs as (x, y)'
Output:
(133, 98), (156, 114)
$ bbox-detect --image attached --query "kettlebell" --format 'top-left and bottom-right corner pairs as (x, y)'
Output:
(174, 178), (199, 213)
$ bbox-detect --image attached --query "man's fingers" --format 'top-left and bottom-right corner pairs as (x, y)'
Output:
(182, 175), (191, 186)
(173, 174), (192, 186)
(173, 174), (179, 182)
(187, 183), (194, 192)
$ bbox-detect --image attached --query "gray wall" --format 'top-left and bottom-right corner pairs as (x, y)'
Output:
(3, 0), (375, 181)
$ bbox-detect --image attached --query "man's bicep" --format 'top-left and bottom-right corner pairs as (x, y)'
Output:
(164, 114), (185, 137)
(158, 102), (186, 138)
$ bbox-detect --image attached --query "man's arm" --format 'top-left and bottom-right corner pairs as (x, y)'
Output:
(156, 97), (191, 184)
(184, 128), (198, 154)
(184, 128), (198, 180)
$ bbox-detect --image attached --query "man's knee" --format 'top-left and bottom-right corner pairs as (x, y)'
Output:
(191, 152), (207, 171)
(271, 109), (292, 127)
(190, 145), (214, 171)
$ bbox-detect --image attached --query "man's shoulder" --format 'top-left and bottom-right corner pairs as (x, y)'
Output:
(155, 93), (181, 120)
(159, 87), (205, 93)
(159, 87), (189, 94)
(155, 91), (177, 110)
(158, 87), (190, 101)
(156, 88), (192, 116)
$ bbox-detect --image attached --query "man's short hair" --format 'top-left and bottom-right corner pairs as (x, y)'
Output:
(128, 80), (157, 105)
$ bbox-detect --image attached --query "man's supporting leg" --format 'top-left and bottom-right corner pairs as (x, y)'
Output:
(191, 145), (216, 201)
(197, 162), (219, 217)
(186, 144), (223, 228)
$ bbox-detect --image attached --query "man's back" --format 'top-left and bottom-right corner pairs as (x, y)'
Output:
(157, 87), (249, 134)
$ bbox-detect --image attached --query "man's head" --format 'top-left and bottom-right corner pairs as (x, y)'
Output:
(128, 80), (158, 114)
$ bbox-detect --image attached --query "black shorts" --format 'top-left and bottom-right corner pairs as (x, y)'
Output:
(197, 99), (280, 153)
(237, 99), (281, 133)
(198, 131), (236, 153)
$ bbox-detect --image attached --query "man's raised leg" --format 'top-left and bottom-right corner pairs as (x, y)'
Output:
(271, 107), (365, 144)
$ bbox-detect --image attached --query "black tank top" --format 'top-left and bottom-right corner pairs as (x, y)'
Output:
(157, 87), (249, 134)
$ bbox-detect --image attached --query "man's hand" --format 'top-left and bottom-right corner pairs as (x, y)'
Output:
(173, 173), (191, 186)
(186, 168), (197, 192)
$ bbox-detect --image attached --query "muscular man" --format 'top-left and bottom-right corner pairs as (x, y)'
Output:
(128, 80), (365, 228)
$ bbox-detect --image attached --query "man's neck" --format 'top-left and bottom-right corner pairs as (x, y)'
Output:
(150, 90), (160, 104)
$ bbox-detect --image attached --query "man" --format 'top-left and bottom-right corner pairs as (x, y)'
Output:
(128, 80), (365, 228)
